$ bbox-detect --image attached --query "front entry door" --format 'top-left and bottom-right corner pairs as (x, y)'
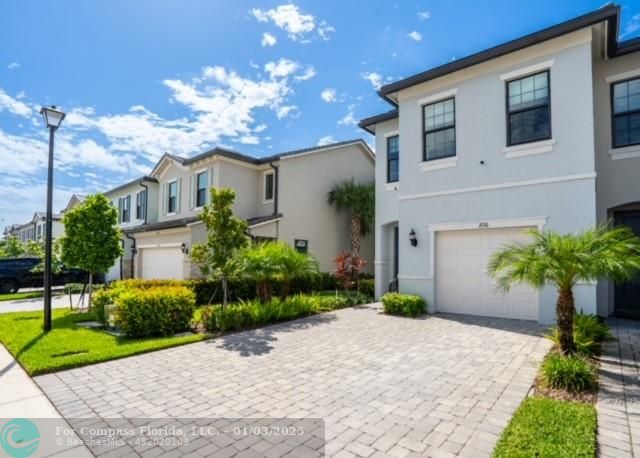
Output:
(615, 211), (640, 319)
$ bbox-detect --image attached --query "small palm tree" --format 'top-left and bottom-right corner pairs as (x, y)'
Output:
(277, 244), (319, 300)
(327, 178), (374, 256)
(488, 225), (640, 354)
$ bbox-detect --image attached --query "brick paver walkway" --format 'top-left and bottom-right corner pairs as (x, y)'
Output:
(35, 303), (549, 457)
(598, 319), (640, 458)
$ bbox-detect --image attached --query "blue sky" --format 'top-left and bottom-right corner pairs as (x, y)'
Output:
(1, 0), (639, 226)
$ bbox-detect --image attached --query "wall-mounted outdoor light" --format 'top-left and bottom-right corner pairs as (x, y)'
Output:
(409, 229), (418, 247)
(181, 242), (189, 254)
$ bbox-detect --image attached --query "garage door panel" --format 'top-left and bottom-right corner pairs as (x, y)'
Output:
(435, 228), (537, 320)
(141, 247), (183, 280)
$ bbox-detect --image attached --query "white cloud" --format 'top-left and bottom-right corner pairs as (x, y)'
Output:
(321, 88), (336, 103)
(338, 104), (357, 126)
(251, 4), (333, 42)
(317, 135), (335, 146)
(264, 58), (299, 78)
(0, 180), (77, 226)
(7, 62), (20, 70)
(417, 11), (431, 20)
(0, 89), (32, 117)
(622, 13), (640, 38)
(407, 30), (422, 41)
(362, 72), (383, 90)
(261, 32), (277, 47)
(238, 135), (260, 145)
(275, 105), (299, 119)
(294, 66), (316, 81)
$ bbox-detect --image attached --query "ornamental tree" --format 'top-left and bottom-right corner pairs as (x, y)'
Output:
(60, 193), (123, 308)
(190, 188), (248, 307)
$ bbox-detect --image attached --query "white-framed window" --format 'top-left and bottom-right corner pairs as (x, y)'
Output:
(196, 171), (208, 208)
(423, 97), (456, 161)
(168, 181), (178, 214)
(263, 171), (275, 202)
(135, 190), (146, 220)
(118, 195), (131, 223)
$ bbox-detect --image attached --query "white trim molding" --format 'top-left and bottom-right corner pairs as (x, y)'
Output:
(384, 130), (399, 138)
(609, 145), (640, 161)
(400, 172), (596, 201)
(504, 139), (556, 159)
(248, 217), (282, 229)
(137, 242), (183, 249)
(419, 156), (458, 172)
(374, 260), (390, 265)
(398, 275), (432, 281)
(384, 182), (399, 192)
(499, 59), (555, 81)
(417, 88), (458, 106)
(427, 216), (548, 278)
(605, 68), (640, 83)
(262, 170), (275, 204)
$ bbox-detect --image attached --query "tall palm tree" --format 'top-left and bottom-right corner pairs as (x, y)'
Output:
(488, 225), (640, 354)
(327, 178), (374, 256)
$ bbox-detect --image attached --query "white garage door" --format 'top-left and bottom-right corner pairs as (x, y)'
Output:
(435, 227), (537, 320)
(140, 247), (184, 280)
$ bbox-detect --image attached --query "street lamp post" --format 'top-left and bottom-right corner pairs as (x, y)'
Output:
(40, 105), (65, 332)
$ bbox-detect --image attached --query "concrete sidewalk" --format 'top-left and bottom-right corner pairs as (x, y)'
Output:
(0, 294), (83, 314)
(0, 344), (92, 456)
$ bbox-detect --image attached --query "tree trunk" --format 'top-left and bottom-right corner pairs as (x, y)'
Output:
(351, 214), (361, 256)
(556, 287), (576, 354)
(222, 276), (229, 309)
(280, 281), (290, 302)
(88, 272), (93, 310)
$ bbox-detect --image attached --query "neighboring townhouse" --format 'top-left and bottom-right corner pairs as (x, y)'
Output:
(359, 5), (640, 324)
(105, 140), (374, 281)
(4, 212), (64, 242)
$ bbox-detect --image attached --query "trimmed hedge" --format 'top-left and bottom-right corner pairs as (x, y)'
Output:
(382, 293), (427, 318)
(115, 286), (196, 338)
(357, 278), (375, 299)
(200, 292), (369, 333)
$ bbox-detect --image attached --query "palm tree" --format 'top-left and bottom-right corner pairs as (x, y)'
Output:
(278, 244), (319, 300)
(327, 178), (374, 256)
(488, 225), (640, 354)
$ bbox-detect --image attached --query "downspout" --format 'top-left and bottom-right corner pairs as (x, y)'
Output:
(125, 233), (136, 279)
(119, 240), (124, 281)
(269, 162), (280, 239)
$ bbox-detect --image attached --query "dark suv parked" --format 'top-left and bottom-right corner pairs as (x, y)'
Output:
(0, 258), (88, 294)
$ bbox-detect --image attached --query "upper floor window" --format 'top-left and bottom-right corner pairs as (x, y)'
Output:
(196, 171), (208, 207)
(387, 135), (399, 182)
(424, 98), (455, 161)
(119, 195), (131, 223)
(507, 71), (550, 146)
(168, 181), (178, 213)
(264, 172), (274, 202)
(136, 190), (146, 220)
(612, 78), (640, 148)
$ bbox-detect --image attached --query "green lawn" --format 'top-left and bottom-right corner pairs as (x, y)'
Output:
(0, 309), (206, 375)
(0, 291), (44, 301)
(493, 397), (596, 458)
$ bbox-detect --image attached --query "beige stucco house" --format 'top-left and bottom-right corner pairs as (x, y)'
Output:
(104, 139), (375, 281)
(360, 4), (640, 324)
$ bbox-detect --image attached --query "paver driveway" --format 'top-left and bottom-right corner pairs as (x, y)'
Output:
(35, 303), (550, 457)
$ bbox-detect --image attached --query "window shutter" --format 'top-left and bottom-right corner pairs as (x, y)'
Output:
(176, 178), (182, 213)
(142, 190), (147, 221)
(189, 174), (195, 210)
(208, 167), (214, 203)
(117, 198), (122, 223)
(162, 183), (168, 215)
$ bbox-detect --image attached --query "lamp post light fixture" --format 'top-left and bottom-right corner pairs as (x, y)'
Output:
(40, 105), (66, 332)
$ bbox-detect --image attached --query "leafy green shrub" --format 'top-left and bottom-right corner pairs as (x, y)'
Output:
(115, 286), (196, 337)
(382, 293), (427, 317)
(358, 279), (375, 299)
(92, 287), (116, 323)
(541, 353), (596, 393)
(547, 312), (612, 355)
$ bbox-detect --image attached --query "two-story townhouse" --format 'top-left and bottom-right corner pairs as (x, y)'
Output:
(7, 212), (64, 243)
(360, 5), (640, 324)
(103, 176), (159, 281)
(106, 140), (374, 280)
